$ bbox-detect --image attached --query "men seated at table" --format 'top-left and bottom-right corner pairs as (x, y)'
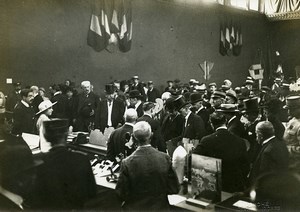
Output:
(116, 121), (179, 210)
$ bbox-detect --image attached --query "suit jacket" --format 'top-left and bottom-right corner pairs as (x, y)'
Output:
(51, 93), (68, 118)
(193, 129), (249, 192)
(5, 91), (21, 112)
(130, 83), (146, 101)
(106, 123), (133, 161)
(75, 92), (99, 118)
(249, 137), (289, 185)
(11, 102), (35, 135)
(32, 95), (43, 114)
(227, 115), (247, 139)
(95, 99), (125, 133)
(116, 146), (179, 210)
(137, 114), (166, 152)
(183, 113), (206, 140)
(33, 146), (97, 210)
(147, 88), (160, 102)
(161, 113), (185, 142)
(196, 107), (213, 135)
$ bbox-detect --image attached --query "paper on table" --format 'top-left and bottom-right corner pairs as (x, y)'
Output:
(233, 200), (257, 211)
(168, 194), (187, 205)
(22, 133), (39, 150)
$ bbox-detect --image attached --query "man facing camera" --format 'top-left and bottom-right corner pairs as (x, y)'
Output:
(116, 121), (179, 210)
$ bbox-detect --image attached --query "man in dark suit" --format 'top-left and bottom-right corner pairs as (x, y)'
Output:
(190, 92), (212, 134)
(32, 119), (97, 210)
(95, 84), (125, 133)
(74, 81), (99, 132)
(5, 82), (22, 115)
(248, 121), (289, 185)
(11, 89), (35, 135)
(106, 108), (137, 161)
(50, 84), (68, 119)
(129, 76), (146, 102)
(193, 112), (249, 192)
(217, 104), (248, 141)
(175, 96), (206, 142)
(116, 121), (179, 210)
(30, 86), (44, 114)
(146, 81), (160, 102)
(128, 90), (144, 117)
(137, 102), (166, 152)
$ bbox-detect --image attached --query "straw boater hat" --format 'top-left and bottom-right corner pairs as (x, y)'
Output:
(36, 100), (57, 115)
(211, 90), (226, 99)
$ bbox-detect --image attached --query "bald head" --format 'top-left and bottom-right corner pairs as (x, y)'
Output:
(124, 109), (138, 123)
(133, 121), (152, 145)
(256, 121), (275, 144)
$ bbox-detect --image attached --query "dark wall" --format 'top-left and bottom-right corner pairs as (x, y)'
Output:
(268, 20), (300, 80)
(0, 0), (269, 95)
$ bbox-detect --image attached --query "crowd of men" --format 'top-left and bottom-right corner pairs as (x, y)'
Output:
(0, 75), (300, 210)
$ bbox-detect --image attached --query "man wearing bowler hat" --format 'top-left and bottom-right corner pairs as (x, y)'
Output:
(130, 76), (146, 102)
(283, 96), (300, 172)
(33, 119), (96, 210)
(217, 104), (247, 140)
(146, 81), (160, 103)
(190, 92), (210, 132)
(95, 84), (125, 133)
(128, 90), (144, 117)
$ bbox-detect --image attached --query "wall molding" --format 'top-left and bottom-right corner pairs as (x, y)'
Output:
(266, 11), (300, 21)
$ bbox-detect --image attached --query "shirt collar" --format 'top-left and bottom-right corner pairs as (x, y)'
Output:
(125, 122), (135, 127)
(144, 112), (152, 118)
(196, 106), (204, 114)
(137, 144), (152, 150)
(262, 136), (275, 145)
(216, 126), (227, 131)
(135, 100), (142, 109)
(228, 115), (236, 124)
(54, 91), (62, 96)
(185, 111), (192, 120)
(21, 100), (29, 108)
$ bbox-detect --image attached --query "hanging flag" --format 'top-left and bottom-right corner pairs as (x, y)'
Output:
(87, 0), (108, 52)
(233, 23), (242, 56)
(118, 0), (132, 52)
(87, 0), (132, 53)
(219, 24), (226, 56)
(225, 23), (232, 55)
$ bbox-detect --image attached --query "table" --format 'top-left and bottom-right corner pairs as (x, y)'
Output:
(93, 175), (233, 212)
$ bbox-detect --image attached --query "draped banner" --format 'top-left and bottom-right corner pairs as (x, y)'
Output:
(87, 0), (132, 52)
(219, 21), (242, 56)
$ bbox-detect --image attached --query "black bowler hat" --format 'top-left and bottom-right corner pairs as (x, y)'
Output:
(105, 84), (116, 95)
(129, 90), (141, 99)
(173, 95), (190, 111)
(190, 93), (203, 104)
(165, 97), (175, 112)
(242, 98), (259, 113)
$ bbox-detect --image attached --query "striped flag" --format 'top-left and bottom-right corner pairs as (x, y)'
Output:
(118, 0), (132, 52)
(219, 24), (226, 56)
(87, 0), (132, 53)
